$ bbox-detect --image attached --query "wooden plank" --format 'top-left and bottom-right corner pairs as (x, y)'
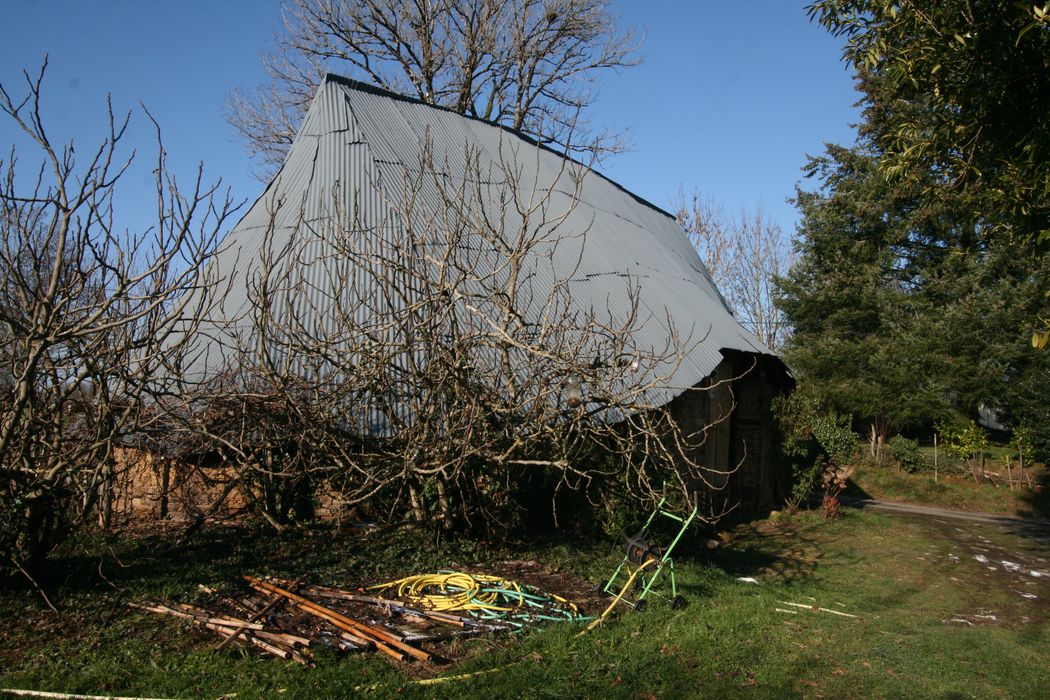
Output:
(214, 586), (289, 652)
(302, 586), (473, 628)
(245, 577), (431, 662)
(247, 577), (417, 662)
(131, 603), (265, 630)
(253, 629), (312, 648)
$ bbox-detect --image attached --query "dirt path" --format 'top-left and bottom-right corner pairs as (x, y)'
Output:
(842, 496), (1050, 539)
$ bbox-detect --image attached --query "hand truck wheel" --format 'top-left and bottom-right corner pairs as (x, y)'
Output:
(671, 595), (687, 610)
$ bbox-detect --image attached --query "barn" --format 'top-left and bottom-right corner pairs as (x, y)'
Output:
(160, 74), (791, 522)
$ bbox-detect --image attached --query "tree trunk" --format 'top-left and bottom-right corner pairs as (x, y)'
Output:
(159, 459), (171, 520)
(408, 483), (426, 523)
(98, 474), (114, 530)
(435, 477), (453, 530)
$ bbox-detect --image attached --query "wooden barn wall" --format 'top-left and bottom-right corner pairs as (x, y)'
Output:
(107, 352), (789, 526)
(668, 352), (789, 518)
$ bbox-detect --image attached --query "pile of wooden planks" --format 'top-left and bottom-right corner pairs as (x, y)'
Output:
(134, 576), (514, 666)
(130, 600), (314, 666)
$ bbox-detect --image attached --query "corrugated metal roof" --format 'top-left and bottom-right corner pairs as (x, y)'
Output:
(185, 74), (772, 421)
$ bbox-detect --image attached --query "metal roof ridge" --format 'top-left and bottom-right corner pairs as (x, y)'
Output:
(322, 72), (678, 222)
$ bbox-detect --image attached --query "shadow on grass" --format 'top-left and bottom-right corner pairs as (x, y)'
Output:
(35, 523), (315, 596)
(1017, 468), (1050, 521)
(703, 515), (837, 587)
(7, 521), (618, 611)
(840, 476), (875, 502)
(7, 522), (375, 605)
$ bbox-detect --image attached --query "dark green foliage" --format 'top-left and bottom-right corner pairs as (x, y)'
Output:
(1002, 354), (1050, 461)
(777, 145), (958, 438)
(780, 2), (1050, 442)
(774, 391), (856, 507)
(773, 392), (824, 508)
(811, 414), (857, 467)
(808, 0), (1050, 250)
(0, 481), (71, 574)
(888, 435), (923, 474)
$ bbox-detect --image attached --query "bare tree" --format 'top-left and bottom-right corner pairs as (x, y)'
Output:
(177, 138), (746, 534)
(674, 189), (794, 351)
(723, 208), (793, 352)
(227, 0), (640, 176)
(0, 61), (237, 568)
(673, 188), (735, 290)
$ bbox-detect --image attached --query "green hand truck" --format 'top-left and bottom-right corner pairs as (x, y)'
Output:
(600, 497), (698, 611)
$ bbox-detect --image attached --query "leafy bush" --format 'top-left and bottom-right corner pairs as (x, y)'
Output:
(773, 393), (823, 508)
(1011, 425), (1036, 467)
(811, 415), (857, 467)
(774, 392), (856, 508)
(937, 420), (990, 479)
(888, 435), (924, 473)
(788, 459), (824, 510)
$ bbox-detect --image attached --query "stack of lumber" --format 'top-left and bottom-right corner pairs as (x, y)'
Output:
(133, 576), (515, 665)
(131, 600), (313, 665)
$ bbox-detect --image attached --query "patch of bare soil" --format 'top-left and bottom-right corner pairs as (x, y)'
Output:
(475, 559), (606, 614)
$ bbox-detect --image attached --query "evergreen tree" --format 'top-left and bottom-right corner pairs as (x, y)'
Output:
(779, 2), (1050, 441)
(780, 139), (1045, 437)
(778, 143), (953, 440)
(808, 0), (1050, 346)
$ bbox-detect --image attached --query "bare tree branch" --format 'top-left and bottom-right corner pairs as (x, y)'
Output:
(674, 188), (795, 351)
(0, 62), (238, 568)
(176, 131), (752, 534)
(227, 0), (639, 179)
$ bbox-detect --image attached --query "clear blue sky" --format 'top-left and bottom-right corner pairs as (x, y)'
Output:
(1, 0), (859, 239)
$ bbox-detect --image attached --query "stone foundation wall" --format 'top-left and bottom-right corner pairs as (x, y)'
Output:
(108, 449), (345, 524)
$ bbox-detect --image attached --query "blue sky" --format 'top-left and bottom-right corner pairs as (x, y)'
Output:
(1, 0), (860, 239)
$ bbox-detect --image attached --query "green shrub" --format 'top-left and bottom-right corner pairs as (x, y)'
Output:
(773, 393), (823, 508)
(1011, 425), (1036, 467)
(788, 458), (824, 509)
(812, 415), (857, 466)
(888, 435), (923, 473)
(774, 392), (857, 508)
(937, 420), (990, 478)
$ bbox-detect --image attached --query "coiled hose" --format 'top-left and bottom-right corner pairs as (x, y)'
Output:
(369, 571), (588, 624)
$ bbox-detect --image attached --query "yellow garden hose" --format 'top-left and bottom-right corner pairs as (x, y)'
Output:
(369, 571), (581, 618)
(370, 572), (518, 612)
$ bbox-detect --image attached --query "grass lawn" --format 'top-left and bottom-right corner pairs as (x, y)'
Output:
(1, 510), (1048, 698)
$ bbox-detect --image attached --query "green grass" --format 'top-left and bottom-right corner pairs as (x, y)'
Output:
(2, 511), (1048, 698)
